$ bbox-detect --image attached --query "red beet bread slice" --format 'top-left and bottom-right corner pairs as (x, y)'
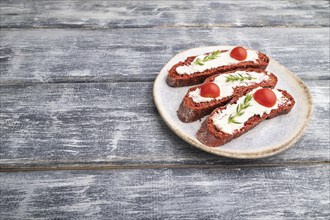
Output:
(167, 48), (269, 87)
(196, 88), (295, 147)
(177, 69), (278, 123)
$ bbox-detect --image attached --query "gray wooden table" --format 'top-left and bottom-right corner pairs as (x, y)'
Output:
(1, 0), (329, 219)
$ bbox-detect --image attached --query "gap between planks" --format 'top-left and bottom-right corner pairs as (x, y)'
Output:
(0, 76), (329, 87)
(0, 24), (328, 30)
(0, 79), (154, 86)
(1, 161), (329, 173)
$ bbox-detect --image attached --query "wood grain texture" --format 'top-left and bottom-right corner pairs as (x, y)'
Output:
(1, 80), (328, 169)
(0, 28), (329, 84)
(1, 165), (329, 219)
(1, 0), (329, 28)
(1, 0), (329, 218)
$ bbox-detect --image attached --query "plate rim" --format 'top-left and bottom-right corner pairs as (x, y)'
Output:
(153, 46), (313, 159)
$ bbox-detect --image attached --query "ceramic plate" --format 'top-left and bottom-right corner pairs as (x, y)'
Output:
(153, 46), (313, 159)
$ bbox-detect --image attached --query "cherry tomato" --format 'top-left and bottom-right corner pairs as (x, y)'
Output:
(230, 46), (247, 61)
(200, 82), (220, 98)
(253, 88), (277, 107)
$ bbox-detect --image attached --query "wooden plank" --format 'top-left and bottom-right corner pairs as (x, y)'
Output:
(0, 27), (329, 84)
(1, 165), (329, 219)
(0, 80), (328, 169)
(0, 0), (329, 28)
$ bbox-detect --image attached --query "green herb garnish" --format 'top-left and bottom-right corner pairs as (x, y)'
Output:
(194, 50), (222, 66)
(228, 94), (253, 124)
(226, 73), (256, 82)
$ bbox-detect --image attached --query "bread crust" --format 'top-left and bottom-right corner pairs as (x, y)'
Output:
(177, 68), (278, 122)
(166, 50), (269, 87)
(196, 89), (295, 147)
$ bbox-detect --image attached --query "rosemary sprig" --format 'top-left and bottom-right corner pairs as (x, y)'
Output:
(228, 94), (253, 124)
(194, 50), (221, 66)
(226, 73), (256, 82)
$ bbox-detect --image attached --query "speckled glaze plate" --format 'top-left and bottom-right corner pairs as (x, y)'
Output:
(153, 46), (313, 159)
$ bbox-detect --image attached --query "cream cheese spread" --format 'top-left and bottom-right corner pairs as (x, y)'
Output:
(188, 71), (270, 103)
(176, 49), (259, 75)
(211, 87), (289, 135)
